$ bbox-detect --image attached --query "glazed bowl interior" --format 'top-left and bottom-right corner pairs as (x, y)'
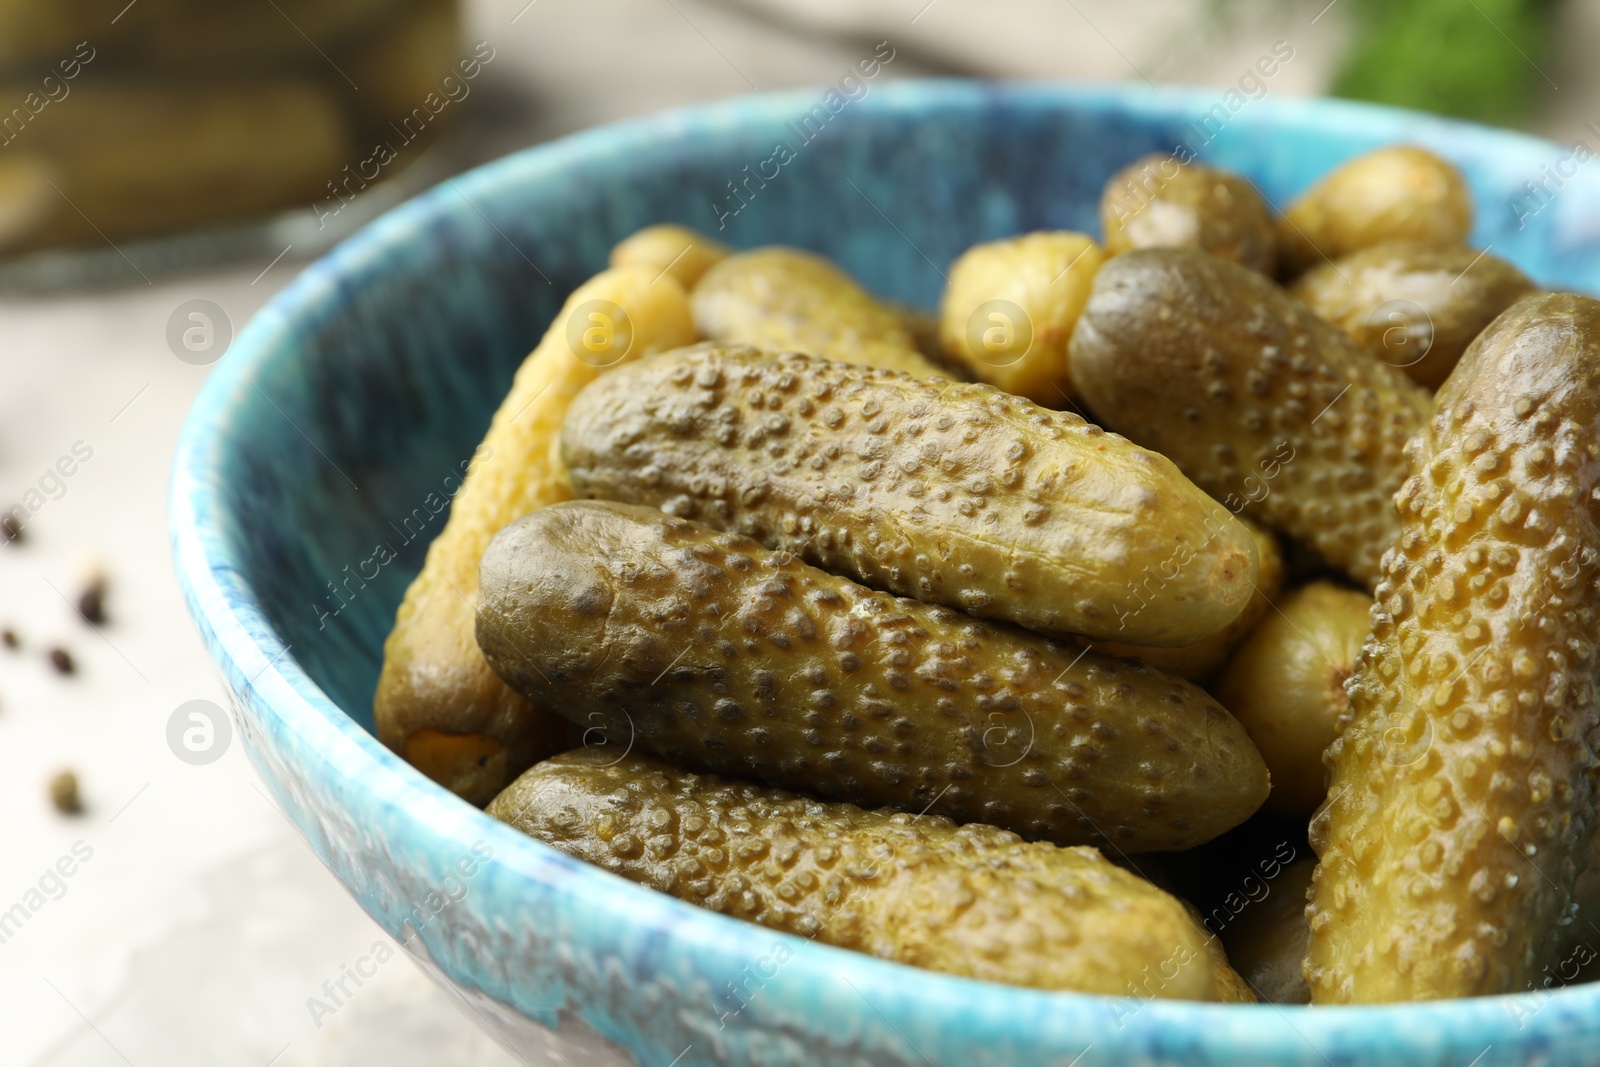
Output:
(171, 81), (1600, 1066)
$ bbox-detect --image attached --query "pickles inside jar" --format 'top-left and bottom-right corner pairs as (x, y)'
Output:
(560, 343), (1261, 648)
(477, 500), (1269, 852)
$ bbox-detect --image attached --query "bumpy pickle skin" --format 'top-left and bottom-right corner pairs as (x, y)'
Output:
(937, 232), (1106, 405)
(1214, 581), (1373, 818)
(1069, 248), (1432, 591)
(1100, 154), (1278, 275)
(609, 223), (732, 291)
(1306, 293), (1600, 1003)
(487, 749), (1221, 998)
(1277, 145), (1473, 277)
(561, 344), (1260, 648)
(477, 501), (1270, 852)
(691, 247), (945, 377)
(1088, 518), (1284, 681)
(373, 267), (697, 805)
(1291, 241), (1536, 390)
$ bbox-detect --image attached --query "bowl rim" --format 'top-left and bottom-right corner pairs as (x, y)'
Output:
(170, 78), (1599, 1061)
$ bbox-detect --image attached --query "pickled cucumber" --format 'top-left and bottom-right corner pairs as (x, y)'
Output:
(561, 344), (1261, 647)
(937, 232), (1105, 404)
(1213, 581), (1372, 818)
(1290, 241), (1535, 389)
(477, 501), (1270, 852)
(1100, 154), (1277, 274)
(1277, 145), (1473, 277)
(1069, 248), (1432, 590)
(691, 247), (944, 376)
(609, 223), (731, 290)
(1307, 293), (1600, 1002)
(488, 749), (1223, 998)
(374, 266), (697, 805)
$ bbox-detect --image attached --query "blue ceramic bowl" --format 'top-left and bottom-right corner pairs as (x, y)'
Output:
(171, 81), (1600, 1066)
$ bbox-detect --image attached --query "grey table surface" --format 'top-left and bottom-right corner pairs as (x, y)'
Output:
(1, 0), (1593, 1062)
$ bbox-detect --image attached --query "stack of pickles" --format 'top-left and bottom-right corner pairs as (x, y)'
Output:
(0, 0), (461, 256)
(375, 147), (1600, 1007)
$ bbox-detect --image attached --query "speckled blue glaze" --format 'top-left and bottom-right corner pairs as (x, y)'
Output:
(170, 82), (1600, 1066)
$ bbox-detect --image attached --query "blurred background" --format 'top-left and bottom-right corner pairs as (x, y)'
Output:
(0, 0), (1593, 1062)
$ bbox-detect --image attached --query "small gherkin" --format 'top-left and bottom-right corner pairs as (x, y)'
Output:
(1290, 241), (1535, 390)
(1275, 145), (1473, 277)
(692, 247), (944, 378)
(476, 501), (1269, 852)
(1100, 154), (1278, 275)
(1307, 293), (1600, 1002)
(488, 749), (1230, 999)
(560, 344), (1260, 648)
(1069, 248), (1433, 590)
(373, 265), (696, 804)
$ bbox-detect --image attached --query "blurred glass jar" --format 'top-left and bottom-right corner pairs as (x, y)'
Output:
(0, 0), (465, 258)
